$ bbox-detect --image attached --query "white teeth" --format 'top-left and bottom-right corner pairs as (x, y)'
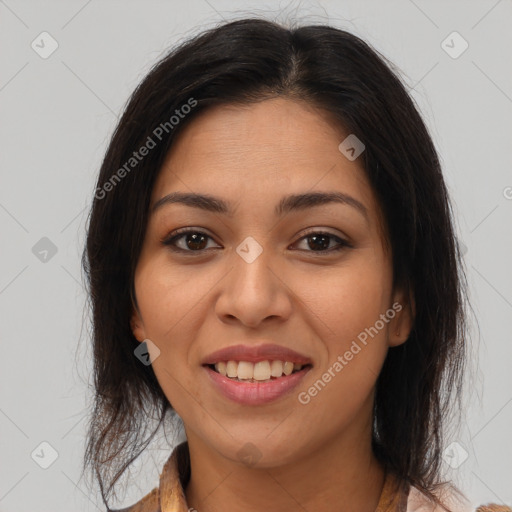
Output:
(253, 361), (271, 381)
(215, 361), (227, 376)
(283, 361), (294, 376)
(270, 360), (284, 377)
(211, 360), (305, 380)
(226, 360), (238, 378)
(237, 361), (253, 380)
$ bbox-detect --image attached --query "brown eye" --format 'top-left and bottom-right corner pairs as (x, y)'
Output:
(294, 231), (351, 253)
(306, 233), (331, 251)
(182, 232), (208, 250)
(162, 229), (219, 253)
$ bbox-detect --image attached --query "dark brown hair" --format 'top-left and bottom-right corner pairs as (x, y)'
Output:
(81, 18), (469, 510)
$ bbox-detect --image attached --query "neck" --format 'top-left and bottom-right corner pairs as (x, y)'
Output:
(184, 419), (385, 512)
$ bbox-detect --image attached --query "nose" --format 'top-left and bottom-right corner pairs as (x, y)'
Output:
(214, 240), (293, 329)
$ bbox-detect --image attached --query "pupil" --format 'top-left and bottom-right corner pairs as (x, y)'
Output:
(186, 233), (207, 250)
(308, 234), (329, 251)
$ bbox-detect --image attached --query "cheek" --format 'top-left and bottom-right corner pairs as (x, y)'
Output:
(293, 257), (392, 408)
(133, 258), (215, 402)
(135, 256), (206, 339)
(133, 263), (192, 401)
(135, 264), (198, 411)
(296, 258), (392, 345)
(295, 279), (391, 436)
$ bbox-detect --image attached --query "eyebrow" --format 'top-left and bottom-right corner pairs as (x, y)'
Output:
(151, 191), (368, 221)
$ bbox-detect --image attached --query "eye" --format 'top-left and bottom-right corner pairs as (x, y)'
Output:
(161, 228), (219, 253)
(292, 230), (352, 253)
(162, 228), (351, 255)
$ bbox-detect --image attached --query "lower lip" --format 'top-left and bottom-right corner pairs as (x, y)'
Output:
(204, 365), (311, 405)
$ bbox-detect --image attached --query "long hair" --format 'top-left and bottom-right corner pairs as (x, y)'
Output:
(81, 18), (469, 509)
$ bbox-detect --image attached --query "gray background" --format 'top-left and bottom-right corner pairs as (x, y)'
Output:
(1, 0), (511, 510)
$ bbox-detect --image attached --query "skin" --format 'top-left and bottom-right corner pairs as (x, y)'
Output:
(130, 97), (414, 512)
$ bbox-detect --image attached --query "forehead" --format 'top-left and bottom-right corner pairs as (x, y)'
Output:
(151, 98), (379, 223)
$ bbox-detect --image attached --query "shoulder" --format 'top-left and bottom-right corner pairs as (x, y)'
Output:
(108, 487), (160, 512)
(407, 484), (512, 512)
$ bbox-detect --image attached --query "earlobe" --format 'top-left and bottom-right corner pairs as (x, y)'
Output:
(130, 308), (146, 342)
(389, 287), (415, 347)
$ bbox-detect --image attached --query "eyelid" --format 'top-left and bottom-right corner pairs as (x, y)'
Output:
(297, 227), (351, 244)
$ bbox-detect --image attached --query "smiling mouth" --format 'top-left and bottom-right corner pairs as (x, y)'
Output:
(205, 360), (313, 383)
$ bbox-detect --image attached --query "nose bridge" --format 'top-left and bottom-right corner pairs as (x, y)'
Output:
(232, 234), (275, 295)
(215, 234), (291, 326)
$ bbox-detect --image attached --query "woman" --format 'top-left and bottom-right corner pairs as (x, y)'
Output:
(81, 18), (511, 512)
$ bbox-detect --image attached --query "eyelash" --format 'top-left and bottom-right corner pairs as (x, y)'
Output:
(161, 228), (352, 255)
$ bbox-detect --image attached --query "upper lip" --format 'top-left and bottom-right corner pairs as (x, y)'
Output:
(202, 343), (313, 365)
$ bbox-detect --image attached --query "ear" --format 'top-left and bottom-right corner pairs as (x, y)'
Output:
(388, 285), (415, 347)
(130, 306), (147, 342)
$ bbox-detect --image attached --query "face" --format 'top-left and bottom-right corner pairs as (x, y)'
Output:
(131, 97), (412, 468)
